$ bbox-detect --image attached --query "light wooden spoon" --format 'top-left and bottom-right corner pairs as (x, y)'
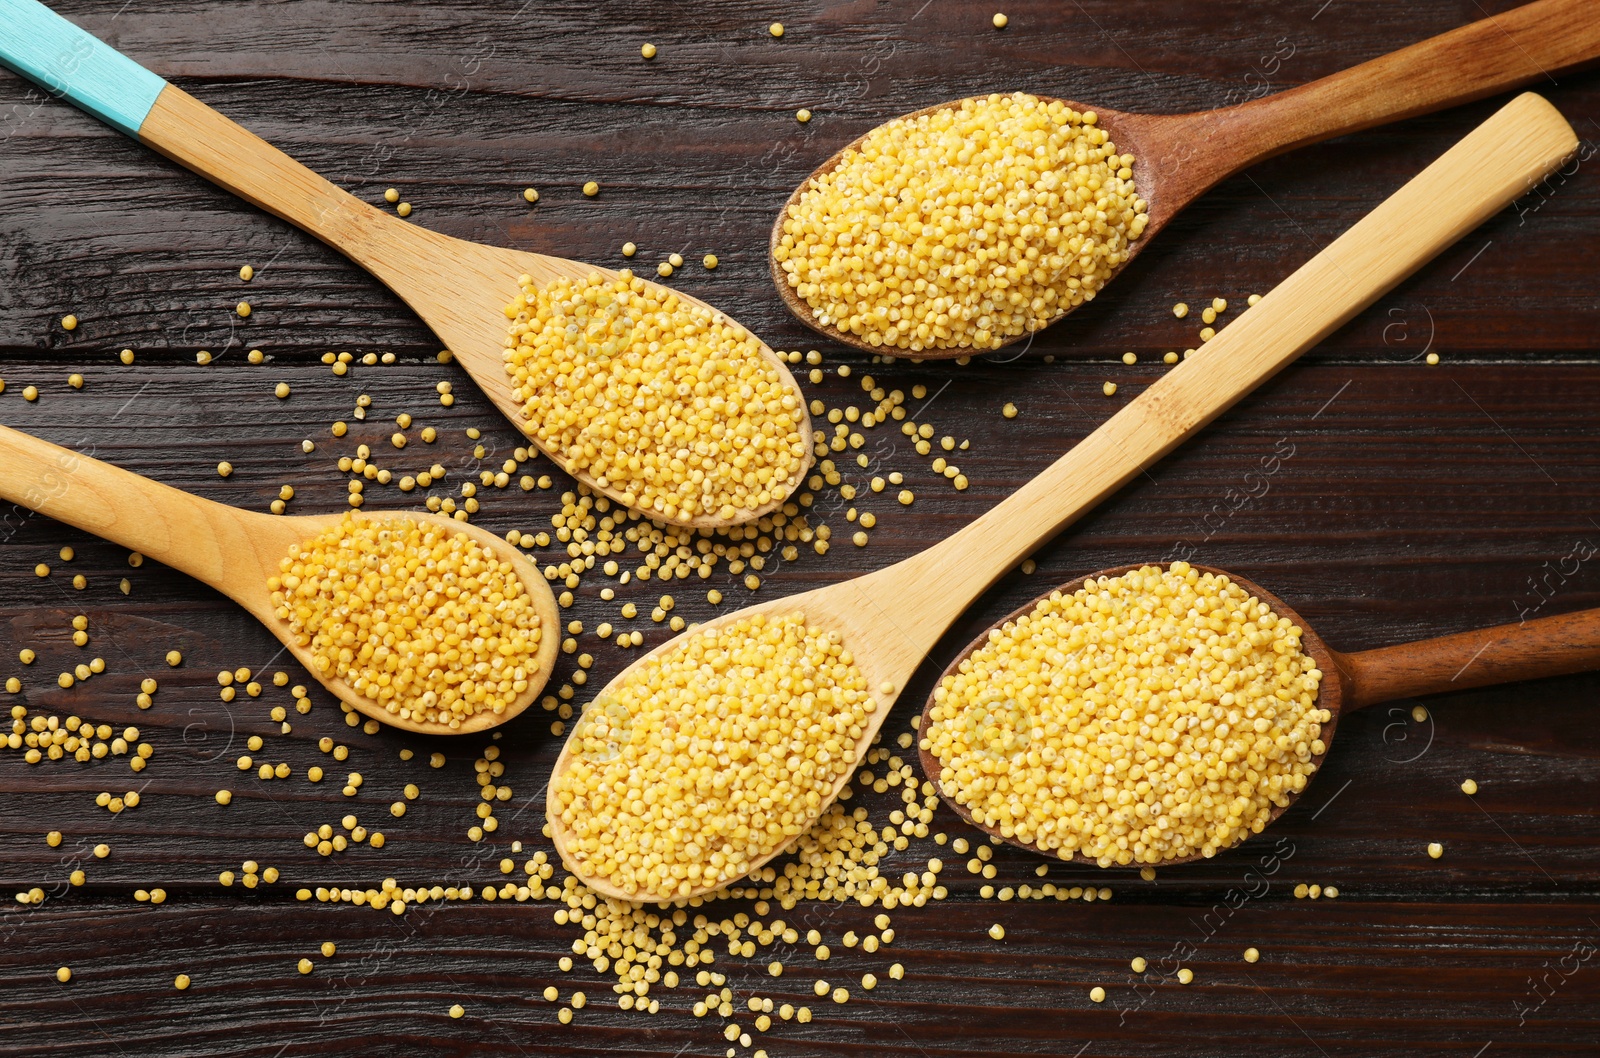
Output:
(0, 422), (560, 735)
(771, 0), (1600, 357)
(551, 94), (1578, 900)
(0, 0), (811, 530)
(921, 564), (1600, 866)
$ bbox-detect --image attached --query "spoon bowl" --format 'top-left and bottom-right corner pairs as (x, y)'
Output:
(919, 562), (1600, 866)
(768, 96), (1180, 356)
(0, 423), (561, 736)
(916, 564), (1344, 867)
(0, 0), (812, 530)
(771, 0), (1600, 357)
(549, 97), (1577, 899)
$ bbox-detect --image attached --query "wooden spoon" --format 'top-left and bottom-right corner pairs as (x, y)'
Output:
(550, 95), (1578, 900)
(919, 564), (1600, 866)
(770, 0), (1600, 357)
(0, 0), (811, 530)
(0, 422), (560, 736)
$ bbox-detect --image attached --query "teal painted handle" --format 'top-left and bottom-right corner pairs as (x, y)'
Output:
(0, 0), (166, 136)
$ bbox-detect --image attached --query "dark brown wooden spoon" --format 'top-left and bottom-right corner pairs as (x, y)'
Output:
(771, 0), (1600, 357)
(919, 563), (1600, 865)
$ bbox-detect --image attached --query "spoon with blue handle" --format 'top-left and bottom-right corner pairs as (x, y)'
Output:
(0, 0), (813, 530)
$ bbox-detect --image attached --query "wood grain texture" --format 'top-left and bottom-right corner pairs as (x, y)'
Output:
(2, 1), (1599, 1055)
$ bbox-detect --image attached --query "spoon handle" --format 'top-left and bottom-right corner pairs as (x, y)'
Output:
(1189, 0), (1600, 183)
(880, 94), (1576, 645)
(1336, 606), (1600, 710)
(0, 0), (411, 281)
(0, 422), (278, 596)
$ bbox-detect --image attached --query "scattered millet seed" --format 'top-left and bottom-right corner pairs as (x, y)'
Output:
(582, 181), (599, 197)
(553, 611), (873, 900)
(924, 562), (1326, 865)
(1244, 947), (1260, 963)
(396, 203), (412, 218)
(1102, 381), (1118, 396)
(769, 22), (784, 36)
(68, 373), (84, 389)
(621, 242), (637, 257)
(1461, 779), (1478, 795)
(988, 924), (1005, 941)
(1122, 352), (1137, 365)
(523, 187), (539, 204)
(119, 348), (134, 363)
(1412, 705), (1429, 723)
(992, 12), (1009, 28)
(1131, 957), (1147, 973)
(1089, 985), (1105, 1003)
(1177, 968), (1194, 984)
(166, 650), (181, 666)
(269, 513), (546, 727)
(237, 302), (252, 318)
(501, 271), (805, 522)
(1426, 352), (1440, 366)
(703, 254), (719, 270)
(777, 93), (1144, 351)
(217, 462), (233, 478)
(61, 315), (77, 330)
(796, 109), (811, 124)
(56, 966), (72, 982)
(275, 383), (291, 399)
(449, 1004), (465, 1019)
(1428, 842), (1444, 859)
(1002, 402), (1018, 419)
(640, 42), (656, 59)
(23, 386), (38, 401)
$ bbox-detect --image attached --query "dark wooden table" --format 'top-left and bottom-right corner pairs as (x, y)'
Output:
(3, 2), (1599, 1055)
